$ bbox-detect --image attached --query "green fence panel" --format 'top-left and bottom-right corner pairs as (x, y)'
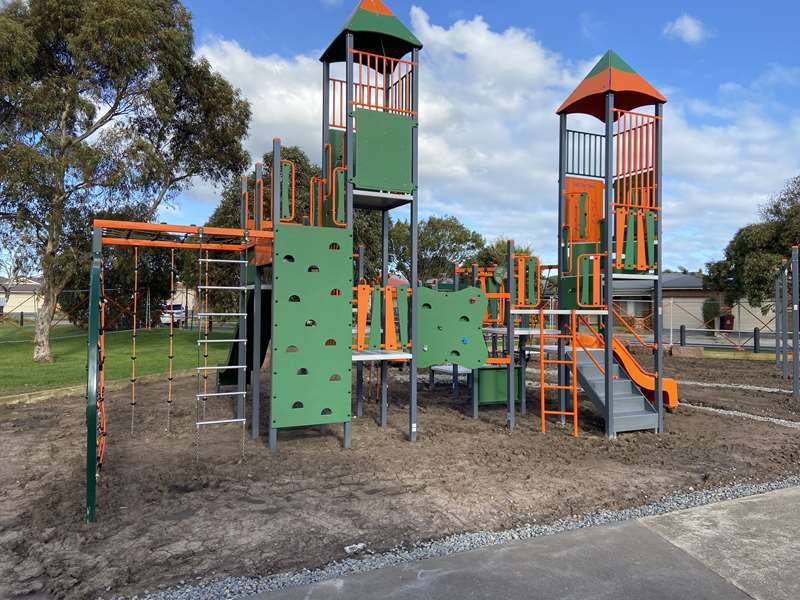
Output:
(353, 108), (414, 193)
(476, 365), (523, 405)
(396, 285), (409, 347)
(281, 162), (292, 220)
(271, 225), (353, 428)
(646, 211), (656, 268)
(368, 288), (383, 350)
(415, 286), (488, 369)
(623, 210), (637, 270)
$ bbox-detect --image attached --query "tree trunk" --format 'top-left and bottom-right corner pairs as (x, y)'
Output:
(32, 275), (60, 363)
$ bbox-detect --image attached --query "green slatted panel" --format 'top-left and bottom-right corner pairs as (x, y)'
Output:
(335, 169), (346, 224)
(397, 285), (409, 347)
(646, 211), (656, 268)
(525, 256), (539, 306)
(271, 225), (353, 428)
(578, 193), (587, 239)
(579, 255), (591, 306)
(368, 288), (382, 350)
(416, 287), (488, 369)
(623, 210), (637, 270)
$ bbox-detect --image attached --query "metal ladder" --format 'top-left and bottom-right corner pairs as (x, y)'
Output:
(538, 309), (579, 436)
(195, 250), (248, 457)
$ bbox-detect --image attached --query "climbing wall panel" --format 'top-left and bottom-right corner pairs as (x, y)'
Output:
(271, 225), (353, 428)
(416, 286), (488, 369)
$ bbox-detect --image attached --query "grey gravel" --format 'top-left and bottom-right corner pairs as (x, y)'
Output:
(110, 475), (800, 600)
(684, 402), (800, 429)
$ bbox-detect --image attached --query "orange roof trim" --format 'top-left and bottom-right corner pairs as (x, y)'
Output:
(358, 0), (394, 16)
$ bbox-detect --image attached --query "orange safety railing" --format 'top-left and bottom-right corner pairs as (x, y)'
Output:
(538, 309), (579, 436)
(351, 49), (416, 117)
(330, 78), (346, 129)
(351, 284), (413, 353)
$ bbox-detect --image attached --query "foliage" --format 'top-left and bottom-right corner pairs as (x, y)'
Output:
(390, 216), (485, 283)
(701, 298), (721, 329)
(705, 176), (800, 307)
(474, 239), (534, 268)
(0, 0), (250, 361)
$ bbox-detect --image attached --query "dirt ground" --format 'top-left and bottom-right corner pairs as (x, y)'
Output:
(663, 355), (800, 421)
(1, 361), (800, 599)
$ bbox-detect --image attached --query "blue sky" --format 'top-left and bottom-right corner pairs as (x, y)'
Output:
(170, 0), (800, 270)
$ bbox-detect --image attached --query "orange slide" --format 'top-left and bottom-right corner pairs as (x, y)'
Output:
(577, 334), (679, 411)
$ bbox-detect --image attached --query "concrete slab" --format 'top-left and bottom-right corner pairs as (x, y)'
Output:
(256, 521), (750, 600)
(643, 487), (800, 600)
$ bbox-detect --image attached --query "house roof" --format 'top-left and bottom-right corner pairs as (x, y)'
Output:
(320, 0), (422, 63)
(557, 50), (666, 121)
(0, 276), (42, 294)
(614, 272), (703, 295)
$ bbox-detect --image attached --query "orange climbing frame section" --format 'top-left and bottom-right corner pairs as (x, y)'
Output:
(577, 333), (678, 410)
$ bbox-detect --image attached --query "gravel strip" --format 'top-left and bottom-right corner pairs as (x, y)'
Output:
(678, 379), (790, 394)
(116, 475), (800, 600)
(683, 402), (800, 429)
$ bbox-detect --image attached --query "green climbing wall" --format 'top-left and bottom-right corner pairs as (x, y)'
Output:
(416, 286), (488, 369)
(271, 225), (353, 428)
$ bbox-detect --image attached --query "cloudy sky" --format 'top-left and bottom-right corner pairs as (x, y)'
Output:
(171, 0), (800, 270)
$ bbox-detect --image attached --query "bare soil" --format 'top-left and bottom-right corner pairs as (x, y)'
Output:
(1, 365), (799, 599)
(664, 355), (800, 421)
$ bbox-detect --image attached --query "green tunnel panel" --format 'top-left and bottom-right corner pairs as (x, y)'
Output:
(352, 108), (414, 193)
(271, 225), (353, 429)
(476, 365), (523, 405)
(415, 286), (488, 369)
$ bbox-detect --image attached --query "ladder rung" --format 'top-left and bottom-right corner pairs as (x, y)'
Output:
(199, 258), (247, 264)
(198, 285), (247, 290)
(197, 391), (248, 398)
(196, 365), (246, 371)
(196, 418), (246, 426)
(198, 338), (247, 344)
(543, 359), (573, 365)
(198, 312), (247, 317)
(543, 410), (577, 416)
(543, 385), (575, 390)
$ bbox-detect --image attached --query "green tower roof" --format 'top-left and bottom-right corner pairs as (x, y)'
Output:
(320, 0), (422, 63)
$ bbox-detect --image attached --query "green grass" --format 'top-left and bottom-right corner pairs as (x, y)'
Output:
(0, 324), (232, 396)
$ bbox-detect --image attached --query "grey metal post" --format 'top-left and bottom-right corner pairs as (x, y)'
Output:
(775, 275), (781, 368)
(322, 60), (330, 198)
(345, 34), (354, 229)
(506, 240), (515, 431)
(379, 210), (389, 428)
(452, 263), (459, 398)
(253, 162), (265, 446)
(557, 114), (568, 423)
(238, 176), (247, 423)
(754, 327), (760, 353)
(355, 245), (365, 417)
(408, 48), (419, 442)
(603, 92), (615, 438)
(680, 324), (686, 346)
(782, 264), (789, 380)
(471, 264), (479, 419)
(654, 102), (664, 433)
(793, 247), (799, 397)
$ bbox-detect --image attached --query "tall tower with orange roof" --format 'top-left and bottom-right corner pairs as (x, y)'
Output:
(320, 0), (423, 441)
(555, 50), (668, 438)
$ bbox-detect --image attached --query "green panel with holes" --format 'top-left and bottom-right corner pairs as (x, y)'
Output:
(271, 225), (353, 428)
(415, 286), (488, 369)
(352, 108), (414, 193)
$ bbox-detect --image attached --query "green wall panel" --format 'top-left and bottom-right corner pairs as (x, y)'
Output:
(416, 286), (488, 369)
(353, 108), (414, 193)
(476, 365), (523, 405)
(271, 225), (353, 428)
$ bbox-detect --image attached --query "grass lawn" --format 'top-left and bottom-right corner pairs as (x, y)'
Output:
(0, 324), (232, 396)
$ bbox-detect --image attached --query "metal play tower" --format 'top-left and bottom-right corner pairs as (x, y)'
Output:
(554, 50), (673, 437)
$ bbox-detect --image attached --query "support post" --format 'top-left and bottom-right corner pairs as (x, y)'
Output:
(238, 176), (247, 424)
(775, 275), (781, 368)
(654, 102), (664, 433)
(85, 226), (102, 523)
(471, 264), (479, 419)
(355, 244), (365, 417)
(793, 247), (799, 397)
(557, 113), (567, 425)
(255, 160), (266, 446)
(680, 324), (686, 347)
(408, 48), (419, 442)
(782, 264), (789, 380)
(603, 92), (615, 438)
(322, 60), (330, 196)
(345, 34), (354, 229)
(754, 328), (760, 354)
(452, 263), (459, 398)
(506, 240), (515, 432)
(379, 210), (389, 428)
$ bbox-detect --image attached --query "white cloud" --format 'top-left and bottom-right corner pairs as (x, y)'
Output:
(183, 7), (800, 272)
(663, 14), (712, 45)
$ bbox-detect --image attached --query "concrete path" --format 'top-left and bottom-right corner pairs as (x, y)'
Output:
(256, 487), (800, 600)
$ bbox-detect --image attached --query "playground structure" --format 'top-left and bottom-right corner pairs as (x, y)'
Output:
(83, 1), (679, 523)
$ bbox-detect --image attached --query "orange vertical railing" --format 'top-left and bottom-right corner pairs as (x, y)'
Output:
(538, 309), (579, 436)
